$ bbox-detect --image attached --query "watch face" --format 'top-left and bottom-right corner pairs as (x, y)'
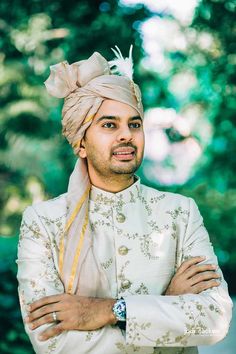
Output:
(113, 299), (126, 321)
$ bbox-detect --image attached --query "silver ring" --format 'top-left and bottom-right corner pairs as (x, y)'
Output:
(52, 311), (57, 322)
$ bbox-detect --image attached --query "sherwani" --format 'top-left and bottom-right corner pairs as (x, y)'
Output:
(16, 178), (233, 354)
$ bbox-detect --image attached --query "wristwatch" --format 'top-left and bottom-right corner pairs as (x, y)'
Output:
(112, 298), (126, 322)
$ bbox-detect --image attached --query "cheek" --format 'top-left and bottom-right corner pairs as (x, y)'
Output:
(86, 134), (113, 158)
(135, 132), (145, 151)
(97, 136), (113, 154)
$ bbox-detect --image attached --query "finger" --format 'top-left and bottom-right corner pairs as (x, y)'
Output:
(38, 323), (64, 341)
(27, 312), (57, 330)
(185, 264), (218, 279)
(25, 304), (60, 323)
(176, 256), (206, 275)
(28, 294), (63, 312)
(191, 279), (221, 294)
(190, 271), (221, 286)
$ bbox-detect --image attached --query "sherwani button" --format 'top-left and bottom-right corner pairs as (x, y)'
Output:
(121, 279), (131, 289)
(118, 245), (129, 255)
(116, 213), (126, 223)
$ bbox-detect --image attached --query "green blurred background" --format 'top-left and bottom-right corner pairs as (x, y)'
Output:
(0, 0), (235, 353)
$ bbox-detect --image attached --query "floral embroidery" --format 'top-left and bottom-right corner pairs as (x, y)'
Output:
(19, 218), (41, 241)
(165, 207), (189, 240)
(149, 193), (166, 204)
(121, 231), (160, 260)
(118, 260), (130, 291)
(45, 338), (58, 354)
(167, 296), (220, 345)
(129, 191), (136, 203)
(140, 233), (160, 260)
(115, 342), (142, 353)
(127, 294), (222, 347)
(166, 207), (189, 221)
(101, 257), (113, 270)
(170, 221), (178, 240)
(122, 232), (139, 240)
(209, 303), (222, 315)
(17, 179), (229, 354)
(139, 195), (152, 216)
(147, 221), (169, 233)
(127, 317), (152, 343)
(92, 194), (116, 207)
(85, 331), (96, 342)
(135, 282), (149, 295)
(90, 218), (112, 230)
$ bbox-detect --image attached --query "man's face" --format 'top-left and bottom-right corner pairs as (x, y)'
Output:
(79, 99), (144, 178)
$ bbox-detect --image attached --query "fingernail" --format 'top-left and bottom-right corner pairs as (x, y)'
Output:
(38, 335), (44, 341)
(212, 265), (217, 269)
(29, 323), (34, 329)
(26, 305), (31, 312)
(25, 316), (30, 323)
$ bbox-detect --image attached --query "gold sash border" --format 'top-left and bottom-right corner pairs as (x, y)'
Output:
(59, 185), (91, 277)
(67, 206), (89, 294)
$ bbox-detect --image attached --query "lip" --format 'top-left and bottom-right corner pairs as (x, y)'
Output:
(112, 147), (135, 161)
(113, 147), (135, 154)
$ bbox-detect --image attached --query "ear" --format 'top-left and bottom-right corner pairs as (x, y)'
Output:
(78, 138), (87, 159)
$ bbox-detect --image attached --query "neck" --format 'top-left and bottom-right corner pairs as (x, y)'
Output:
(89, 171), (135, 193)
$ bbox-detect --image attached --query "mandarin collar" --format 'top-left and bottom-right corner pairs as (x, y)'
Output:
(89, 176), (141, 205)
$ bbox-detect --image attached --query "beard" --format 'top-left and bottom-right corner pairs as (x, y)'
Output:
(86, 144), (143, 178)
(109, 159), (142, 175)
(89, 155), (142, 177)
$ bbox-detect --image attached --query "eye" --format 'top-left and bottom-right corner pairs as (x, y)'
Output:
(129, 122), (142, 128)
(102, 122), (116, 128)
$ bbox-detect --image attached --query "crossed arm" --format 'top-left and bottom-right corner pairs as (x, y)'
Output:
(17, 200), (232, 351)
(24, 256), (220, 341)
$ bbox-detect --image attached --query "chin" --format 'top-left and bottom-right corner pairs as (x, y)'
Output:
(111, 164), (139, 175)
(113, 170), (136, 175)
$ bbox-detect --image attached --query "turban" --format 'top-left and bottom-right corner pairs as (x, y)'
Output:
(44, 46), (144, 295)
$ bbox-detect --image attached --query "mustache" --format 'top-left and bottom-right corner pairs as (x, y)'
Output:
(111, 143), (137, 154)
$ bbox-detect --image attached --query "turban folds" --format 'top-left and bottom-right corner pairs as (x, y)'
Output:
(44, 47), (144, 295)
(45, 51), (144, 155)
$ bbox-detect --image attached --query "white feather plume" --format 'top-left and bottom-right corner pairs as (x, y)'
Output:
(108, 45), (134, 80)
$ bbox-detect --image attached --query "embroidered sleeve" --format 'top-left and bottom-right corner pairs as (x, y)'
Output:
(123, 198), (233, 348)
(16, 206), (123, 354)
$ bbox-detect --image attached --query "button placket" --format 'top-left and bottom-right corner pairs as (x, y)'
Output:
(113, 204), (133, 295)
(89, 179), (142, 297)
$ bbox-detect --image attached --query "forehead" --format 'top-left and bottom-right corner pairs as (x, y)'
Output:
(94, 99), (140, 119)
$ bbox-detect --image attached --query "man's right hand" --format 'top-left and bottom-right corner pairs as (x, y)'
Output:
(164, 256), (221, 295)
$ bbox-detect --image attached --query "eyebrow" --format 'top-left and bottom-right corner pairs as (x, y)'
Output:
(95, 115), (142, 124)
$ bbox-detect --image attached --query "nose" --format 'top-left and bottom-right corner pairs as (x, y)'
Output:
(116, 125), (133, 142)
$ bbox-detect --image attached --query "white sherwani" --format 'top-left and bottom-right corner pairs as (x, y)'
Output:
(16, 178), (233, 354)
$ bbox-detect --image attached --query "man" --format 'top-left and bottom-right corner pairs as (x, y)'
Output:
(17, 46), (232, 354)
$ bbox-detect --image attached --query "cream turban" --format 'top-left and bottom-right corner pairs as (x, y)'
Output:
(44, 46), (144, 295)
(45, 48), (144, 155)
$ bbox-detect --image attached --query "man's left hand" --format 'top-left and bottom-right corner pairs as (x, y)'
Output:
(24, 294), (117, 341)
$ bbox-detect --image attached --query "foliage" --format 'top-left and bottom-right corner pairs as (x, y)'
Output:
(0, 238), (33, 353)
(186, 0), (236, 270)
(138, 0), (236, 271)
